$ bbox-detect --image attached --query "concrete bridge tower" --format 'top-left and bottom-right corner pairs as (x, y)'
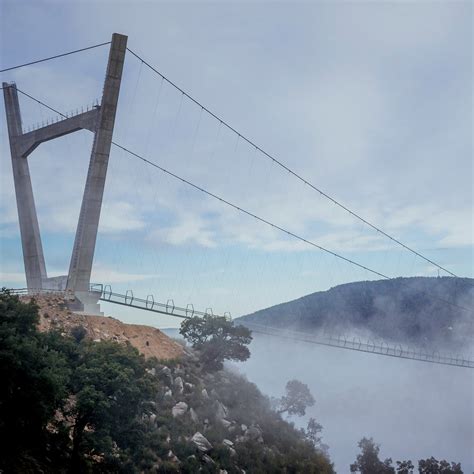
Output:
(3, 33), (127, 313)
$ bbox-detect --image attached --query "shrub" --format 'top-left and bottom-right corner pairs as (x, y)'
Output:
(70, 325), (87, 343)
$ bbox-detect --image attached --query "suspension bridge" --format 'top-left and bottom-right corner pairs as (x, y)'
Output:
(2, 33), (473, 369)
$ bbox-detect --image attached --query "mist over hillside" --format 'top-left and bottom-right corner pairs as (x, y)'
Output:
(235, 277), (474, 472)
(238, 277), (474, 349)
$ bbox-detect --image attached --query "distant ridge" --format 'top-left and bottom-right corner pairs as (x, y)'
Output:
(237, 277), (474, 348)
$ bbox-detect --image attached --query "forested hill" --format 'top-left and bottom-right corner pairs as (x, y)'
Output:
(237, 277), (474, 348)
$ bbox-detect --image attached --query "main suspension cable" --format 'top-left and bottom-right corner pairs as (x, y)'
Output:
(0, 41), (110, 73)
(0, 44), (463, 279)
(11, 86), (474, 315)
(126, 47), (459, 279)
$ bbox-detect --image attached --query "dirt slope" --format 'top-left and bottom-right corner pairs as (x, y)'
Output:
(21, 293), (183, 360)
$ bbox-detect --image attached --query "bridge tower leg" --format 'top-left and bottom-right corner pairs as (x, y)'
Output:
(67, 33), (127, 308)
(2, 33), (127, 313)
(3, 85), (47, 290)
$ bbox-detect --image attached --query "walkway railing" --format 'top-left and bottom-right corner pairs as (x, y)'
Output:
(243, 321), (474, 369)
(89, 283), (233, 320)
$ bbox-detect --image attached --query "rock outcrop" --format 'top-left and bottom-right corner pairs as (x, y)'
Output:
(191, 432), (213, 452)
(171, 401), (188, 417)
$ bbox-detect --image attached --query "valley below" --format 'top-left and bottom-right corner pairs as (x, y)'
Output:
(236, 332), (474, 473)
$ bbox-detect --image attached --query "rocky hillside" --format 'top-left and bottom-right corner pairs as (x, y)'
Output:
(21, 293), (183, 360)
(139, 355), (333, 472)
(8, 293), (333, 472)
(238, 277), (474, 348)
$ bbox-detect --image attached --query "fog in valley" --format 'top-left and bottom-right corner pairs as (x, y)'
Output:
(235, 332), (474, 472)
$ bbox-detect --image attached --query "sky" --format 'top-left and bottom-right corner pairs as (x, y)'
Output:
(0, 0), (473, 321)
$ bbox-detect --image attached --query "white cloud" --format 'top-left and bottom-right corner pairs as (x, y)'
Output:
(0, 271), (26, 284)
(90, 266), (157, 284)
(147, 211), (216, 248)
(0, 267), (157, 287)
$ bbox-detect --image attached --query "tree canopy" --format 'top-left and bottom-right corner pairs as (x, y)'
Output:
(351, 437), (463, 474)
(69, 341), (157, 471)
(0, 290), (72, 470)
(276, 379), (315, 417)
(418, 457), (462, 473)
(179, 315), (252, 371)
(350, 437), (394, 473)
(0, 289), (157, 473)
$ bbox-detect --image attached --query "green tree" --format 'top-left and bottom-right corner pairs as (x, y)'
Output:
(0, 289), (72, 472)
(350, 437), (395, 473)
(306, 418), (323, 446)
(71, 324), (87, 343)
(69, 341), (157, 471)
(277, 379), (315, 417)
(418, 457), (462, 473)
(396, 460), (414, 473)
(0, 289), (159, 472)
(179, 315), (252, 371)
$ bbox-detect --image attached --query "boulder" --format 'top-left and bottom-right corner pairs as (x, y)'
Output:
(214, 400), (228, 420)
(167, 450), (180, 463)
(172, 401), (188, 417)
(191, 432), (213, 452)
(245, 425), (263, 443)
(174, 366), (185, 376)
(202, 454), (215, 465)
(161, 366), (173, 385)
(220, 419), (232, 428)
(174, 376), (184, 394)
(161, 366), (172, 376)
(223, 439), (234, 447)
(189, 407), (199, 423)
(201, 388), (209, 399)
